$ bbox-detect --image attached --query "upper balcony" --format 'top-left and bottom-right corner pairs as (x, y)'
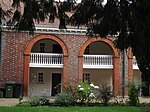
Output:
(30, 53), (63, 68)
(29, 53), (139, 69)
(83, 55), (113, 69)
(29, 53), (113, 69)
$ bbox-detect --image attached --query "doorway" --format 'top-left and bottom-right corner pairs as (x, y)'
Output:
(51, 73), (61, 96)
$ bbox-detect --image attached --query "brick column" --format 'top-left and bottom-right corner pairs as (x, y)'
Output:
(113, 56), (120, 96)
(62, 55), (68, 84)
(23, 54), (30, 96)
(128, 49), (133, 81)
(78, 56), (83, 82)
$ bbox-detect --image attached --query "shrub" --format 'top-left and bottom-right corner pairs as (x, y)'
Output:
(62, 83), (78, 95)
(95, 82), (113, 106)
(17, 101), (31, 107)
(77, 81), (99, 103)
(55, 92), (76, 106)
(29, 96), (49, 106)
(127, 81), (142, 106)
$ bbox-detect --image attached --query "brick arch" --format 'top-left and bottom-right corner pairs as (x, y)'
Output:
(24, 34), (68, 56)
(78, 37), (120, 95)
(23, 34), (68, 96)
(78, 37), (119, 57)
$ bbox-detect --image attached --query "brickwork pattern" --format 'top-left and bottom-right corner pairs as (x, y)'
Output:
(0, 31), (122, 95)
(0, 32), (87, 87)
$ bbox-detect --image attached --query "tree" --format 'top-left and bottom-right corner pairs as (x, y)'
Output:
(3, 0), (77, 33)
(70, 0), (150, 96)
(0, 3), (12, 73)
(1, 0), (150, 96)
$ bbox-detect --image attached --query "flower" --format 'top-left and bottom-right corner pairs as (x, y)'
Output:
(78, 85), (81, 87)
(79, 88), (84, 91)
(89, 93), (95, 97)
(94, 86), (99, 89)
(90, 83), (95, 87)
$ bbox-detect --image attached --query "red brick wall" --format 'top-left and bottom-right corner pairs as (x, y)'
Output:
(0, 31), (121, 95)
(0, 31), (87, 87)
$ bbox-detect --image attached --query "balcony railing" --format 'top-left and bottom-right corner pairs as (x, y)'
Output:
(83, 55), (113, 69)
(29, 53), (138, 69)
(30, 53), (63, 68)
(133, 56), (139, 69)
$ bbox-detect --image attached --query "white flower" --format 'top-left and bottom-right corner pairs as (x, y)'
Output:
(89, 93), (95, 97)
(90, 83), (94, 87)
(78, 85), (81, 87)
(94, 86), (99, 89)
(79, 88), (84, 91)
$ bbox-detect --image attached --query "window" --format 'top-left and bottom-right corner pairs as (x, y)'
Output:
(83, 73), (90, 83)
(84, 46), (90, 54)
(39, 43), (45, 53)
(37, 73), (44, 83)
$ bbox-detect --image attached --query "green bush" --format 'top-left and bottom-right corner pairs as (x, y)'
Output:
(17, 101), (31, 107)
(55, 92), (76, 105)
(29, 96), (49, 106)
(77, 81), (99, 103)
(127, 81), (141, 106)
(95, 82), (113, 106)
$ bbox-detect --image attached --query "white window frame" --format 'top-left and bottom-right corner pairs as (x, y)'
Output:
(83, 73), (90, 83)
(37, 72), (44, 84)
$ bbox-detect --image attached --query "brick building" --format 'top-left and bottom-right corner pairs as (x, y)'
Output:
(0, 0), (141, 97)
(0, 24), (141, 97)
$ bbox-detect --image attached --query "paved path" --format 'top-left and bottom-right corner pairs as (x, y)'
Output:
(0, 98), (19, 106)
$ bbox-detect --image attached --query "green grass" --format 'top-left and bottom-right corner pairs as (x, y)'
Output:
(0, 106), (141, 112)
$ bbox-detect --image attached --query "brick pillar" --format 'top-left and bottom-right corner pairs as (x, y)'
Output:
(62, 55), (68, 84)
(128, 49), (133, 81)
(78, 56), (83, 82)
(113, 56), (120, 96)
(23, 54), (30, 96)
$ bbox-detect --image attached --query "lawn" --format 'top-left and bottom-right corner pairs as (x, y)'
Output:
(0, 106), (141, 112)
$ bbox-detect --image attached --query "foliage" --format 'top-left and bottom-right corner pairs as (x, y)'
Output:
(77, 81), (99, 103)
(62, 83), (77, 94)
(18, 96), (23, 103)
(17, 101), (31, 107)
(1, 0), (77, 33)
(70, 0), (150, 96)
(127, 81), (143, 106)
(62, 83), (78, 100)
(55, 92), (76, 106)
(95, 82), (113, 106)
(29, 96), (49, 106)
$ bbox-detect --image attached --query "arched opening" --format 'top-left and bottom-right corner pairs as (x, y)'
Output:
(78, 37), (120, 95)
(24, 34), (68, 96)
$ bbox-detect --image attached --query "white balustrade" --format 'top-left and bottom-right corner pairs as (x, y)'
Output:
(83, 55), (113, 68)
(30, 53), (63, 68)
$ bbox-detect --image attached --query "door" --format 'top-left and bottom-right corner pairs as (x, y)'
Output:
(51, 73), (61, 96)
